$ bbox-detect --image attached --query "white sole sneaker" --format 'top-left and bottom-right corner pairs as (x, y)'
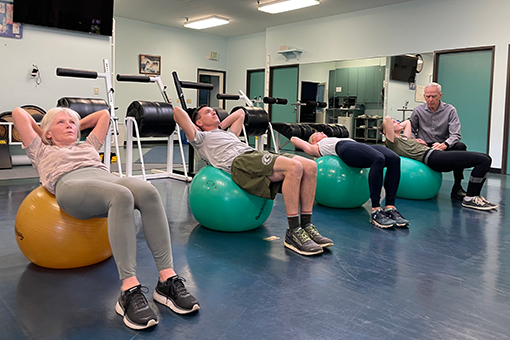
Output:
(284, 241), (323, 255)
(115, 301), (158, 330)
(153, 291), (200, 314)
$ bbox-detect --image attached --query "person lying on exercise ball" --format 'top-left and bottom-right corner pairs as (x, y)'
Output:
(12, 106), (199, 330)
(290, 132), (409, 228)
(173, 105), (333, 256)
(380, 116), (497, 211)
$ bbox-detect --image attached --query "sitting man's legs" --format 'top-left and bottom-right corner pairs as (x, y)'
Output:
(448, 142), (468, 199)
(268, 155), (332, 255)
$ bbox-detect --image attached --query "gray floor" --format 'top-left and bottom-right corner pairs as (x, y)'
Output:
(1, 145), (510, 339)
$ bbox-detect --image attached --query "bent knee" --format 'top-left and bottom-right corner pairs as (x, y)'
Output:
(276, 157), (304, 179)
(135, 183), (162, 203)
(300, 157), (317, 174)
(453, 142), (467, 151)
(386, 153), (400, 167)
(372, 154), (385, 168)
(289, 159), (304, 176)
(113, 186), (135, 207)
(483, 154), (492, 166)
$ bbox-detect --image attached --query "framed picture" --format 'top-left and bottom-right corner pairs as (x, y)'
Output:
(139, 54), (161, 75)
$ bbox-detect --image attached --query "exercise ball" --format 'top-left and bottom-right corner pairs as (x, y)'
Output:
(189, 166), (273, 232)
(315, 156), (370, 208)
(14, 186), (112, 269)
(396, 157), (442, 200)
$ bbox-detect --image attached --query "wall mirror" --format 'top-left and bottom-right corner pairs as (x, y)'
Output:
(298, 52), (434, 141)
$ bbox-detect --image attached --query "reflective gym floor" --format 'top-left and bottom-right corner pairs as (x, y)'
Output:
(1, 162), (509, 339)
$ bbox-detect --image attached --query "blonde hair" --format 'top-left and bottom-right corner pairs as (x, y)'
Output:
(309, 132), (321, 144)
(40, 107), (81, 145)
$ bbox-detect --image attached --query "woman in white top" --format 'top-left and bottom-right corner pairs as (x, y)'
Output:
(291, 132), (409, 229)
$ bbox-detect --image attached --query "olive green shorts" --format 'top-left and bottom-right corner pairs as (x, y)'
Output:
(231, 150), (294, 200)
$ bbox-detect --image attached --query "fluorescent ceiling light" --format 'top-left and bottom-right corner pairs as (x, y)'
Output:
(184, 16), (230, 30)
(258, 0), (320, 14)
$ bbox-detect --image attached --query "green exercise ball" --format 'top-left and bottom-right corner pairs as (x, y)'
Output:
(396, 157), (442, 200)
(189, 165), (273, 232)
(315, 156), (370, 208)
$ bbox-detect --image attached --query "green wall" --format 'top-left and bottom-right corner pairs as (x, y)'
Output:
(437, 50), (493, 154)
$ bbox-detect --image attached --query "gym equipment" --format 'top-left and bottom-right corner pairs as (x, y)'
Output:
(189, 165), (273, 232)
(396, 157), (442, 200)
(271, 122), (315, 142)
(56, 59), (122, 175)
(232, 106), (271, 137)
(14, 186), (112, 269)
(126, 101), (176, 137)
(291, 99), (327, 124)
(263, 97), (288, 105)
(216, 93), (283, 152)
(310, 123), (349, 138)
(315, 155), (370, 208)
(0, 139), (10, 169)
(116, 73), (191, 181)
(291, 100), (327, 109)
(56, 98), (108, 118)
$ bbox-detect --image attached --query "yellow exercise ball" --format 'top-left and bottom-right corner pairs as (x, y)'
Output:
(14, 186), (112, 269)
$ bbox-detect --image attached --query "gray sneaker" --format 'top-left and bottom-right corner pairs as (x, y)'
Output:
(115, 285), (158, 330)
(303, 224), (333, 247)
(384, 208), (410, 227)
(370, 208), (396, 228)
(153, 276), (200, 314)
(462, 196), (498, 211)
(284, 227), (323, 255)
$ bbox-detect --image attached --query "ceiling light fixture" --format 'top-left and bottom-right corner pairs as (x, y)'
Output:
(184, 16), (230, 30)
(258, 0), (320, 14)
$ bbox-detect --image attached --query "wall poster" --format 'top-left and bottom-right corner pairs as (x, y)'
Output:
(0, 1), (22, 39)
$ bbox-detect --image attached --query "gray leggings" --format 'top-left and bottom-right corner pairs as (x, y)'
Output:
(55, 168), (173, 280)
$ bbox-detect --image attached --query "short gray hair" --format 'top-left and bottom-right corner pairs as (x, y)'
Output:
(425, 82), (442, 93)
(40, 107), (81, 145)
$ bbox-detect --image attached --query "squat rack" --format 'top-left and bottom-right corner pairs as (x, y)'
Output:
(116, 73), (192, 182)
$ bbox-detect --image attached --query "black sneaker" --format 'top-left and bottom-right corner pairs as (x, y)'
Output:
(303, 224), (333, 247)
(115, 285), (158, 330)
(462, 196), (498, 211)
(284, 227), (323, 255)
(451, 187), (467, 201)
(153, 276), (200, 314)
(370, 208), (396, 228)
(384, 208), (410, 227)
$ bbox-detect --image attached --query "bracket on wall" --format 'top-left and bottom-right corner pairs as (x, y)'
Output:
(277, 48), (302, 61)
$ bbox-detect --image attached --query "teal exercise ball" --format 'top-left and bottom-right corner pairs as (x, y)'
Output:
(315, 156), (370, 208)
(396, 157), (442, 200)
(189, 165), (273, 232)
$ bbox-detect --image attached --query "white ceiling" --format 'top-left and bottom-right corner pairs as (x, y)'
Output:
(114, 0), (413, 38)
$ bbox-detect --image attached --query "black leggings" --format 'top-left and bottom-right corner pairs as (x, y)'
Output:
(335, 141), (400, 208)
(427, 141), (467, 188)
(426, 150), (491, 197)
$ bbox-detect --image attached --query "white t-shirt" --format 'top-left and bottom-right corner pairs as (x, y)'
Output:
(189, 128), (253, 174)
(317, 137), (355, 156)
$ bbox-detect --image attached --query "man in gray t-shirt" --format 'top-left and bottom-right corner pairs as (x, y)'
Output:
(410, 82), (467, 200)
(174, 105), (333, 256)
